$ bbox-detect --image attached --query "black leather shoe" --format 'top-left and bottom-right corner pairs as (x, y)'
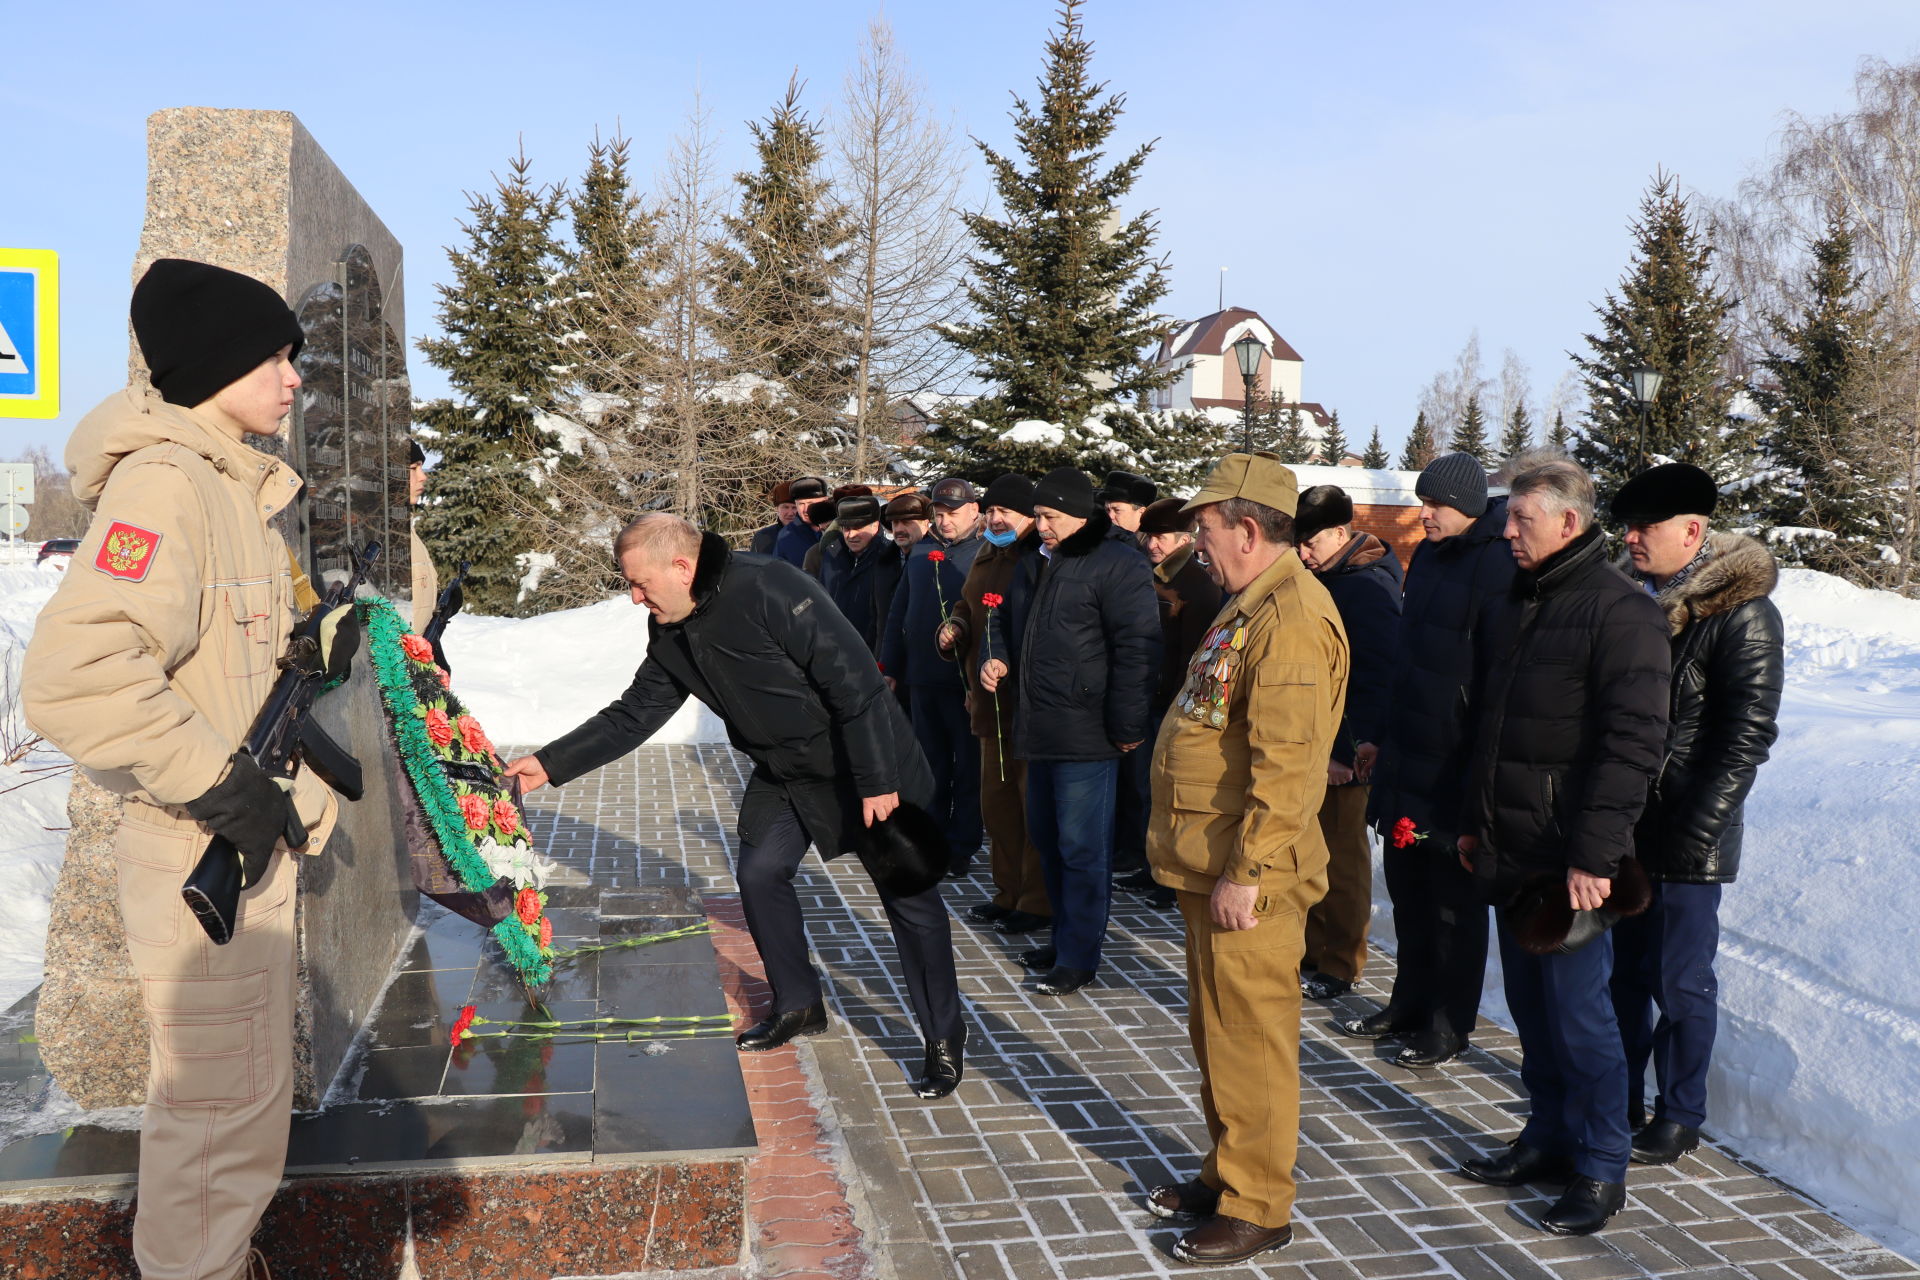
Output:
(966, 901), (1013, 924)
(914, 1033), (966, 1099)
(1035, 966), (1095, 995)
(1456, 1141), (1576, 1187)
(1114, 867), (1157, 892)
(1539, 1176), (1627, 1236)
(1143, 884), (1176, 909)
(993, 910), (1051, 935)
(735, 1001), (829, 1052)
(1300, 972), (1353, 1000)
(1335, 1009), (1412, 1039)
(1146, 1177), (1220, 1220)
(1018, 945), (1057, 972)
(1391, 1032), (1466, 1069)
(1630, 1120), (1701, 1165)
(1171, 1215), (1293, 1265)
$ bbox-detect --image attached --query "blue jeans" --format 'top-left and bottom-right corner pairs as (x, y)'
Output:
(1610, 881), (1723, 1128)
(1498, 917), (1631, 1183)
(1026, 759), (1119, 972)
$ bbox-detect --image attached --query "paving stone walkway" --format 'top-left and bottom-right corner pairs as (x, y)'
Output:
(522, 745), (1919, 1280)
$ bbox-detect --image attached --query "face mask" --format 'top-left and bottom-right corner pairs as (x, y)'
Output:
(982, 526), (1019, 547)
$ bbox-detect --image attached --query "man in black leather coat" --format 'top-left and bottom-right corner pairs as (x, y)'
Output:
(505, 513), (966, 1098)
(1607, 464), (1784, 1166)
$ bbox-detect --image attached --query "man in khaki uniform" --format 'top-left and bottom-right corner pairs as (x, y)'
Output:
(1143, 453), (1348, 1266)
(24, 259), (337, 1280)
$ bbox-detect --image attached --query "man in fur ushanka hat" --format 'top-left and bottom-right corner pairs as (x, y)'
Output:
(1607, 463), (1784, 1169)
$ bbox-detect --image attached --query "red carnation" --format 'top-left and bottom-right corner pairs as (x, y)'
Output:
(516, 886), (541, 928)
(401, 633), (435, 665)
(928, 549), (946, 563)
(493, 797), (520, 836)
(1390, 816), (1424, 850)
(439, 669), (452, 689)
(458, 793), (489, 832)
(458, 714), (492, 756)
(981, 592), (1004, 609)
(424, 707), (454, 750)
(449, 1004), (478, 1045)
(539, 916), (553, 950)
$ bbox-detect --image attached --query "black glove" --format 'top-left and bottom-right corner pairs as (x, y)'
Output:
(315, 602), (361, 684)
(185, 752), (309, 868)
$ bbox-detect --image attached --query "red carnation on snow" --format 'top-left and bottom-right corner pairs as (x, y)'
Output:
(458, 793), (489, 832)
(492, 797), (520, 836)
(449, 1004), (478, 1045)
(401, 633), (435, 665)
(424, 707), (454, 750)
(981, 592), (1004, 609)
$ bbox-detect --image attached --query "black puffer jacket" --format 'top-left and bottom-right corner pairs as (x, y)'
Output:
(536, 534), (931, 857)
(1313, 532), (1402, 770)
(818, 529), (904, 655)
(1460, 526), (1671, 895)
(986, 509), (1161, 761)
(1632, 533), (1785, 883)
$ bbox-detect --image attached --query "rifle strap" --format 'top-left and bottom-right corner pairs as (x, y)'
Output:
(287, 545), (322, 614)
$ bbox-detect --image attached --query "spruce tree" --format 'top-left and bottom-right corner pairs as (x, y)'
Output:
(1571, 173), (1747, 507)
(713, 76), (859, 449)
(1361, 426), (1391, 469)
(1450, 393), (1491, 465)
(1548, 408), (1571, 450)
(416, 150), (567, 616)
(1270, 405), (1315, 464)
(928, 0), (1174, 459)
(1319, 408), (1350, 465)
(1499, 401), (1534, 463)
(1399, 410), (1436, 470)
(1756, 210), (1894, 576)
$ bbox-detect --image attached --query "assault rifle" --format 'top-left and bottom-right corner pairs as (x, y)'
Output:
(422, 559), (469, 672)
(181, 543), (381, 944)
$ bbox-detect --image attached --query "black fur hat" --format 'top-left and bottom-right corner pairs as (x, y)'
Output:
(1503, 858), (1653, 956)
(1294, 484), (1355, 544)
(852, 801), (950, 898)
(1612, 463), (1719, 524)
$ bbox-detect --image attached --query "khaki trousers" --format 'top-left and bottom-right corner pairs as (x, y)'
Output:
(1302, 784), (1373, 983)
(980, 735), (1049, 917)
(114, 774), (336, 1280)
(1176, 886), (1309, 1230)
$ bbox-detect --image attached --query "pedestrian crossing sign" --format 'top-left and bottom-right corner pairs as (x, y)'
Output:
(0, 248), (59, 420)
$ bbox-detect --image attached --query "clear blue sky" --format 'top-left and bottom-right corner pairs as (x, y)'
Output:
(5, 0), (1919, 463)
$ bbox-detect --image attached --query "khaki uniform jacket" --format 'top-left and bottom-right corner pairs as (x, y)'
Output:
(24, 388), (303, 810)
(1147, 552), (1349, 894)
(410, 522), (439, 635)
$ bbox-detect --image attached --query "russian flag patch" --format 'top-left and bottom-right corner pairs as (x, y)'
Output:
(94, 522), (163, 583)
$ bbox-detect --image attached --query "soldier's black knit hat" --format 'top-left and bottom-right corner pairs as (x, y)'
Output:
(132, 259), (305, 408)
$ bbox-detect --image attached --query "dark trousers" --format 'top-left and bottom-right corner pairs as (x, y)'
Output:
(735, 796), (963, 1041)
(1112, 728), (1153, 875)
(1499, 917), (1631, 1184)
(1303, 784), (1372, 983)
(1026, 758), (1118, 971)
(1610, 880), (1723, 1129)
(1381, 835), (1488, 1040)
(909, 684), (982, 870)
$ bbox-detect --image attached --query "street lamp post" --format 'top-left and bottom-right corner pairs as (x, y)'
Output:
(1628, 366), (1663, 472)
(1232, 331), (1265, 453)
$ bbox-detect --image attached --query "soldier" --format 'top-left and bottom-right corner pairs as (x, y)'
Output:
(25, 259), (346, 1280)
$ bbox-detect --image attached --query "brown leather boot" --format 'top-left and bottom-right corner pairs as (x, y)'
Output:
(1171, 1214), (1294, 1264)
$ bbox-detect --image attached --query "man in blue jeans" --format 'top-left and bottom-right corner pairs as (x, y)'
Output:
(982, 467), (1159, 995)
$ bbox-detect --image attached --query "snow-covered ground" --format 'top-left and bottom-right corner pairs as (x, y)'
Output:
(2, 553), (1916, 1250)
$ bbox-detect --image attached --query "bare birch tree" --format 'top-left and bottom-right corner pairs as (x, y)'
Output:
(832, 16), (972, 480)
(1417, 330), (1491, 452)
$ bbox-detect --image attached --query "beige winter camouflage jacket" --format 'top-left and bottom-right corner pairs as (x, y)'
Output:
(24, 387), (303, 810)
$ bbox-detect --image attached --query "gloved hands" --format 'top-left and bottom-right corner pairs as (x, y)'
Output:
(314, 602), (361, 684)
(185, 751), (309, 885)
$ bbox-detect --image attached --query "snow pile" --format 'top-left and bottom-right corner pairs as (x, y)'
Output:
(436, 596), (727, 749)
(1370, 565), (1920, 1253)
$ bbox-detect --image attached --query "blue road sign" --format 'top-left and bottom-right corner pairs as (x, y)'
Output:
(0, 249), (58, 419)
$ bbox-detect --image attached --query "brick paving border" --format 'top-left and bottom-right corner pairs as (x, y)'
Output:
(522, 745), (1920, 1280)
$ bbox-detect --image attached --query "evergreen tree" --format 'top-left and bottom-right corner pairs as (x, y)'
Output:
(1572, 173), (1748, 508)
(1756, 210), (1895, 576)
(1319, 408), (1350, 465)
(713, 76), (859, 449)
(1548, 408), (1571, 450)
(416, 150), (567, 616)
(1450, 393), (1491, 465)
(1269, 404), (1315, 464)
(1361, 426), (1391, 469)
(1499, 401), (1534, 462)
(929, 0), (1174, 455)
(1399, 410), (1436, 470)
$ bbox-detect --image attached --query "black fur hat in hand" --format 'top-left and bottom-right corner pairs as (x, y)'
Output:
(1504, 858), (1654, 956)
(852, 801), (950, 898)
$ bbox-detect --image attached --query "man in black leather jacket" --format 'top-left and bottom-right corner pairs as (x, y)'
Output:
(1606, 464), (1784, 1166)
(505, 514), (966, 1098)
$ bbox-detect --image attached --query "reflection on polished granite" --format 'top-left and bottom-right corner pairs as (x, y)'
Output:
(0, 885), (752, 1192)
